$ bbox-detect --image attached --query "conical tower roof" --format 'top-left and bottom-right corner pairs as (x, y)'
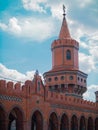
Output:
(59, 14), (71, 39)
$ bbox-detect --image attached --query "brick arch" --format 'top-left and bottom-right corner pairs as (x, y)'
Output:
(79, 116), (86, 130)
(48, 110), (58, 122)
(60, 111), (69, 120)
(8, 106), (25, 130)
(30, 108), (44, 119)
(48, 112), (59, 130)
(60, 113), (69, 130)
(71, 115), (78, 130)
(31, 110), (43, 130)
(71, 113), (79, 118)
(95, 117), (98, 130)
(0, 104), (7, 130)
(87, 117), (93, 130)
(8, 105), (26, 121)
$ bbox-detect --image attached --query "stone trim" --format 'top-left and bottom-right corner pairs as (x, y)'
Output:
(51, 104), (97, 114)
(44, 70), (87, 78)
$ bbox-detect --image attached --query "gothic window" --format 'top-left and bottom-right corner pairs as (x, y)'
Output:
(37, 81), (40, 91)
(66, 50), (71, 60)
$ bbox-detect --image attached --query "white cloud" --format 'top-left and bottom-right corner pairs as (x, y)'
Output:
(67, 18), (98, 74)
(0, 17), (21, 35)
(79, 53), (95, 73)
(8, 17), (22, 35)
(76, 0), (93, 8)
(83, 84), (98, 101)
(0, 23), (7, 31)
(0, 63), (36, 83)
(22, 0), (47, 13)
(0, 17), (57, 42)
(22, 0), (94, 14)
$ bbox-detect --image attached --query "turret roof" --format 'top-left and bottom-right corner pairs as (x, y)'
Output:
(59, 16), (71, 39)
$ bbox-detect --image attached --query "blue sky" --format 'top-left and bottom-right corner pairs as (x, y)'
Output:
(0, 0), (98, 101)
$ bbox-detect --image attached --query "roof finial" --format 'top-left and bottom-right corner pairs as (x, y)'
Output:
(63, 4), (66, 19)
(35, 69), (39, 76)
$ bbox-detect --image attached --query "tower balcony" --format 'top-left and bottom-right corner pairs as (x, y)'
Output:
(43, 69), (87, 98)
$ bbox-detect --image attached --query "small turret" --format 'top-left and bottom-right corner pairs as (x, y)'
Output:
(35, 70), (39, 76)
(95, 91), (98, 102)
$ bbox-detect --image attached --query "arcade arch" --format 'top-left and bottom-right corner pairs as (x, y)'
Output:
(48, 112), (58, 130)
(31, 110), (43, 130)
(95, 117), (98, 130)
(0, 105), (6, 130)
(8, 107), (24, 130)
(71, 115), (78, 130)
(80, 116), (86, 130)
(60, 113), (69, 130)
(87, 117), (93, 130)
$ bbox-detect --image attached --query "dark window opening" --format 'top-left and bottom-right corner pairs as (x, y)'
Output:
(54, 77), (58, 81)
(37, 82), (40, 91)
(84, 80), (86, 83)
(61, 76), (64, 80)
(69, 76), (73, 80)
(66, 50), (71, 60)
(48, 78), (52, 82)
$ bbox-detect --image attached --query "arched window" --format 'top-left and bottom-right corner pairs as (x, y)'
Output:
(37, 81), (40, 91)
(66, 50), (71, 60)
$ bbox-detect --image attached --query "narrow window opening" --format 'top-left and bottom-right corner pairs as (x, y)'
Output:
(66, 50), (71, 60)
(37, 81), (40, 91)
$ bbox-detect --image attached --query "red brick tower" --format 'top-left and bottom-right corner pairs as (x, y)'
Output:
(43, 8), (88, 98)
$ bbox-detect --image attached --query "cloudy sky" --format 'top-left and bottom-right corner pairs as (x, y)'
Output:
(0, 0), (98, 101)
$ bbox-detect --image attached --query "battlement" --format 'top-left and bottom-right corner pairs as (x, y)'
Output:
(0, 79), (44, 97)
(46, 91), (97, 110)
(0, 79), (97, 110)
(0, 80), (30, 96)
(51, 39), (79, 50)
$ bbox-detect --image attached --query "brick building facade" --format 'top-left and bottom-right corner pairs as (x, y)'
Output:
(0, 10), (98, 130)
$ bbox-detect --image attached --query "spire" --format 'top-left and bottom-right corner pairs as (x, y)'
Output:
(59, 6), (71, 39)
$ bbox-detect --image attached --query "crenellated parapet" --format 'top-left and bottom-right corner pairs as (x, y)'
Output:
(0, 78), (97, 111)
(46, 90), (97, 111)
(0, 80), (31, 96)
(51, 39), (79, 51)
(0, 77), (45, 98)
